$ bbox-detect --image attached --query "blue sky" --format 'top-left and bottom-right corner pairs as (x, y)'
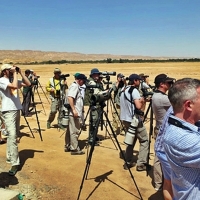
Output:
(1, 0), (200, 57)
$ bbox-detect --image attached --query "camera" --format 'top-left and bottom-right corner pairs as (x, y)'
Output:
(15, 67), (20, 73)
(141, 88), (154, 98)
(61, 106), (69, 127)
(122, 77), (129, 81)
(101, 71), (116, 76)
(60, 74), (70, 79)
(91, 87), (113, 103)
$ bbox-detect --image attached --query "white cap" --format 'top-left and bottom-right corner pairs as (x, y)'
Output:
(1, 64), (12, 72)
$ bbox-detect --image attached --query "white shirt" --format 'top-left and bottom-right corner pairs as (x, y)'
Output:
(120, 86), (141, 122)
(68, 82), (83, 117)
(0, 77), (22, 112)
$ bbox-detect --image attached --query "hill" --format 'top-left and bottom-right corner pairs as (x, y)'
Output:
(0, 50), (172, 63)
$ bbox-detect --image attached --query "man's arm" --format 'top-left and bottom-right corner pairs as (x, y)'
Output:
(68, 96), (78, 118)
(134, 98), (144, 110)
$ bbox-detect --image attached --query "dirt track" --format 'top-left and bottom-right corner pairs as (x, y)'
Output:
(0, 62), (199, 199)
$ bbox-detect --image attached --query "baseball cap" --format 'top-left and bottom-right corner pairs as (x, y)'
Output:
(25, 69), (31, 74)
(73, 72), (80, 78)
(117, 73), (125, 78)
(129, 74), (141, 81)
(1, 64), (12, 72)
(139, 73), (149, 77)
(154, 74), (175, 85)
(54, 68), (61, 73)
(76, 74), (87, 80)
(90, 68), (101, 75)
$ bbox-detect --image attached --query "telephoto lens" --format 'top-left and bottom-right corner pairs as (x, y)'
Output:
(62, 109), (69, 127)
(124, 115), (139, 145)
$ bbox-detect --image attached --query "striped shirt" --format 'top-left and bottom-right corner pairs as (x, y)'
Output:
(164, 115), (200, 200)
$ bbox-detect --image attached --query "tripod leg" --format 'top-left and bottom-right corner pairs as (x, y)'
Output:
(37, 80), (50, 104)
(103, 111), (143, 200)
(146, 100), (153, 177)
(143, 101), (151, 123)
(31, 93), (43, 141)
(23, 116), (35, 138)
(110, 97), (126, 135)
(102, 118), (118, 150)
(77, 110), (102, 200)
(35, 87), (46, 115)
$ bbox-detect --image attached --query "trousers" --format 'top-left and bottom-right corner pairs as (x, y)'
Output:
(3, 110), (20, 166)
(65, 116), (81, 151)
(22, 91), (32, 116)
(47, 98), (60, 124)
(123, 120), (149, 166)
(111, 104), (123, 134)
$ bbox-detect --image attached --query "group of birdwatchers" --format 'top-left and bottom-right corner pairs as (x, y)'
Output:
(1, 63), (200, 200)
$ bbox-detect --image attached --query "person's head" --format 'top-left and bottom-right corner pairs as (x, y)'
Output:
(54, 68), (61, 79)
(154, 74), (175, 92)
(128, 74), (141, 87)
(168, 78), (200, 123)
(76, 74), (87, 86)
(90, 68), (101, 81)
(1, 64), (13, 77)
(139, 73), (149, 81)
(73, 72), (80, 80)
(25, 69), (31, 77)
(117, 73), (125, 82)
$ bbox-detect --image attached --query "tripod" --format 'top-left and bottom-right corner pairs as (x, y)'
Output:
(77, 102), (143, 200)
(21, 88), (43, 141)
(32, 84), (46, 115)
(143, 99), (153, 176)
(36, 79), (50, 104)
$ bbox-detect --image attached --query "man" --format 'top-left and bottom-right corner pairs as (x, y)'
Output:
(64, 73), (87, 155)
(74, 72), (86, 130)
(46, 68), (67, 129)
(120, 74), (150, 171)
(0, 64), (31, 175)
(164, 78), (200, 199)
(112, 73), (126, 135)
(155, 106), (173, 200)
(22, 69), (38, 117)
(152, 74), (174, 191)
(86, 68), (105, 145)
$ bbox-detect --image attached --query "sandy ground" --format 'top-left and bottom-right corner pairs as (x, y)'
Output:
(0, 62), (199, 199)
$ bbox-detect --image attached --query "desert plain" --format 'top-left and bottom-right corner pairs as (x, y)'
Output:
(0, 62), (199, 200)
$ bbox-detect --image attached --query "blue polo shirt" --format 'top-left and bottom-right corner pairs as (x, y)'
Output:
(164, 115), (200, 200)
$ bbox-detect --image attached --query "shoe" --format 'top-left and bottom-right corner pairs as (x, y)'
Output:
(24, 113), (32, 117)
(47, 122), (51, 129)
(71, 150), (85, 155)
(8, 165), (19, 176)
(6, 159), (11, 164)
(123, 162), (136, 170)
(64, 148), (71, 152)
(136, 164), (151, 172)
(58, 124), (65, 131)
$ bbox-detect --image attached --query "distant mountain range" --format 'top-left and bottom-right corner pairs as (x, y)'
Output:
(0, 50), (184, 63)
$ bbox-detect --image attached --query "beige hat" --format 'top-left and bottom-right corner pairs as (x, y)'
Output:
(1, 64), (12, 72)
(54, 68), (61, 73)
